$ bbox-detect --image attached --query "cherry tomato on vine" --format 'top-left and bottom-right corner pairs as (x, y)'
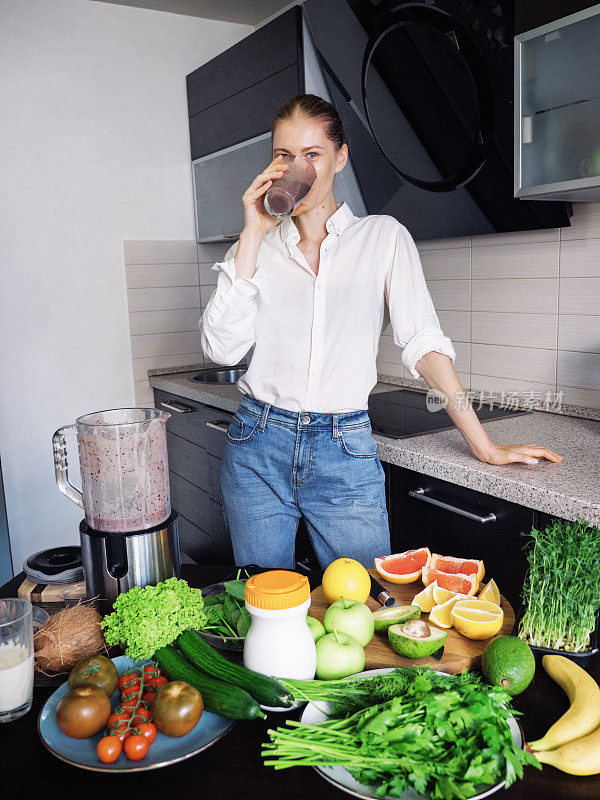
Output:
(124, 734), (150, 761)
(97, 735), (122, 763)
(120, 698), (139, 711)
(111, 721), (132, 743)
(107, 711), (130, 730)
(132, 705), (152, 724)
(142, 691), (156, 706)
(143, 664), (160, 678)
(135, 722), (157, 745)
(118, 673), (142, 692)
(121, 685), (142, 701)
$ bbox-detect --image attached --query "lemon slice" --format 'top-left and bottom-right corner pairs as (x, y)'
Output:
(478, 578), (500, 605)
(432, 586), (456, 604)
(450, 599), (504, 640)
(412, 581), (438, 612)
(429, 596), (460, 628)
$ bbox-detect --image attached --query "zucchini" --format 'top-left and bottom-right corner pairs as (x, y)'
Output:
(177, 629), (293, 708)
(154, 645), (265, 720)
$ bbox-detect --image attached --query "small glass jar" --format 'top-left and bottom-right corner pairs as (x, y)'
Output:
(243, 571), (316, 686)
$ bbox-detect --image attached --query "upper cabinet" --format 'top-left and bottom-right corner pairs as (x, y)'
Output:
(186, 7), (304, 161)
(515, 3), (600, 201)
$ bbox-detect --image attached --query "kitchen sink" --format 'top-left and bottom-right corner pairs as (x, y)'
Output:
(189, 367), (245, 384)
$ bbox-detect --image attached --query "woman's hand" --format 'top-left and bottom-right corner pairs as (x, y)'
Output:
(481, 443), (563, 466)
(242, 155), (288, 237)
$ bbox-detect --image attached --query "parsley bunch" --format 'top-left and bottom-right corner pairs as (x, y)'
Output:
(101, 577), (207, 660)
(263, 669), (540, 800)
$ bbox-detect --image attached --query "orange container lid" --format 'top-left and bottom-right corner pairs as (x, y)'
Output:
(245, 570), (310, 610)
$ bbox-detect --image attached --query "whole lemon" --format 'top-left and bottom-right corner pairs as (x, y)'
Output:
(322, 558), (371, 604)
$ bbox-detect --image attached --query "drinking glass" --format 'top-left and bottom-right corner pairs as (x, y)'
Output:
(264, 158), (317, 218)
(0, 599), (34, 723)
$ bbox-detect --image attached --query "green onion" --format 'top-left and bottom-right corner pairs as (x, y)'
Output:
(519, 518), (600, 653)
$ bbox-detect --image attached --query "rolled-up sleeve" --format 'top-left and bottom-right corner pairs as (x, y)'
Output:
(384, 222), (456, 379)
(200, 240), (269, 365)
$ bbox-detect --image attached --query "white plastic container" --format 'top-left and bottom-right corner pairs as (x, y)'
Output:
(243, 570), (317, 683)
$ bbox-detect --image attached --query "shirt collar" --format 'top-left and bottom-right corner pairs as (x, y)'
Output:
(279, 201), (354, 246)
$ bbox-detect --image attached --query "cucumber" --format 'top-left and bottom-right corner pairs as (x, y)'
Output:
(177, 629), (293, 708)
(154, 645), (265, 720)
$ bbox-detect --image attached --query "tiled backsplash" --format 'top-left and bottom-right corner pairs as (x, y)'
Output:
(377, 202), (600, 410)
(124, 240), (229, 405)
(124, 201), (600, 410)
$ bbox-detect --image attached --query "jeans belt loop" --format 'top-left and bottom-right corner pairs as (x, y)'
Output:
(332, 412), (339, 440)
(259, 402), (271, 432)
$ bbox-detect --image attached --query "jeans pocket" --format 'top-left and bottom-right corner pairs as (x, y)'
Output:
(227, 415), (261, 443)
(339, 425), (378, 458)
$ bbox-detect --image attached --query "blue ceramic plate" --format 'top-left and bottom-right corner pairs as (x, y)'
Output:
(38, 655), (235, 772)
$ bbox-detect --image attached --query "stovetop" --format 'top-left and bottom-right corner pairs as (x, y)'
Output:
(368, 389), (531, 439)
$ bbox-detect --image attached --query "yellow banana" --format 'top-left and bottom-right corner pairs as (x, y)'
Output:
(533, 726), (600, 775)
(528, 654), (600, 752)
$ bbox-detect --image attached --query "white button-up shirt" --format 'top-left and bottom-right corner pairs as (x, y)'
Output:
(200, 201), (455, 412)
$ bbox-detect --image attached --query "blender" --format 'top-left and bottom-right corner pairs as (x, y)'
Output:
(53, 408), (180, 607)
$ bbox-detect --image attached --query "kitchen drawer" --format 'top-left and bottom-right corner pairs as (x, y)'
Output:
(389, 465), (535, 607)
(178, 513), (234, 566)
(155, 389), (234, 451)
(189, 64), (300, 161)
(186, 7), (301, 117)
(170, 471), (228, 542)
(167, 430), (210, 495)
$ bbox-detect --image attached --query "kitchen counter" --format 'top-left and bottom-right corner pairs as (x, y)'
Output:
(149, 370), (600, 526)
(3, 563), (598, 800)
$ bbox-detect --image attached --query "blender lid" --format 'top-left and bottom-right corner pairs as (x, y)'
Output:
(24, 546), (84, 585)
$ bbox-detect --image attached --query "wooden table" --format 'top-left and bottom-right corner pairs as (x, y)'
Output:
(2, 564), (599, 800)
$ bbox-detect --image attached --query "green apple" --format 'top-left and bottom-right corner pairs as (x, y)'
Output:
(324, 598), (374, 646)
(315, 630), (365, 680)
(306, 615), (326, 642)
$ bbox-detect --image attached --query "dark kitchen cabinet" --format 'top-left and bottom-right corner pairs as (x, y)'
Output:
(186, 6), (304, 160)
(384, 463), (541, 608)
(516, 0), (597, 34)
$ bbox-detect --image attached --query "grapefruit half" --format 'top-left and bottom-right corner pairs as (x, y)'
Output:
(422, 566), (479, 596)
(374, 547), (431, 585)
(429, 554), (485, 583)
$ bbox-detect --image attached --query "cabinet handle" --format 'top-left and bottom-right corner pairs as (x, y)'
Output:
(160, 401), (194, 414)
(408, 487), (496, 524)
(223, 233), (239, 239)
(207, 420), (230, 433)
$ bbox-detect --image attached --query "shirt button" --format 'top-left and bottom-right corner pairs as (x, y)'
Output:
(316, 283), (322, 290)
(301, 415), (311, 424)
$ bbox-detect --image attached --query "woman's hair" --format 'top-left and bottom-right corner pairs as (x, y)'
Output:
(271, 94), (346, 150)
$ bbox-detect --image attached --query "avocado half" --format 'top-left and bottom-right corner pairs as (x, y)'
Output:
(388, 620), (448, 659)
(372, 604), (421, 633)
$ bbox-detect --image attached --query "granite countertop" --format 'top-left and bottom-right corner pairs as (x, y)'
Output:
(149, 367), (600, 526)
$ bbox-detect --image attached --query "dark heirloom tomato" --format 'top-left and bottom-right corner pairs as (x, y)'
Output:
(152, 681), (203, 738)
(68, 656), (118, 697)
(56, 686), (111, 739)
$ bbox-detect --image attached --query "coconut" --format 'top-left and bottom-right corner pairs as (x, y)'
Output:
(34, 602), (107, 673)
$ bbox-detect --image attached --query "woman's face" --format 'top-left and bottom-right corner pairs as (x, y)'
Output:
(272, 115), (348, 215)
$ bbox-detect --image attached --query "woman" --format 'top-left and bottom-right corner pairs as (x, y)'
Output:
(201, 94), (562, 570)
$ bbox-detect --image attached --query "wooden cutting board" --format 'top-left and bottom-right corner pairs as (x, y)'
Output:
(310, 570), (515, 675)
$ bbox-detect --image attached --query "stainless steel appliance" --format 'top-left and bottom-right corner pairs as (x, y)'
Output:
(53, 408), (181, 607)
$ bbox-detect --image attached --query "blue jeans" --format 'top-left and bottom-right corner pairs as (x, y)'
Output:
(220, 394), (391, 570)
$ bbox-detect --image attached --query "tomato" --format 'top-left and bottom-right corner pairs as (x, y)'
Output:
(120, 698), (138, 711)
(68, 656), (119, 698)
(147, 676), (168, 692)
(152, 681), (203, 738)
(135, 722), (157, 745)
(143, 664), (160, 678)
(107, 711), (130, 730)
(124, 734), (150, 761)
(118, 673), (142, 692)
(111, 721), (132, 743)
(56, 686), (111, 739)
(120, 685), (142, 701)
(131, 705), (151, 724)
(97, 735), (122, 763)
(142, 692), (156, 706)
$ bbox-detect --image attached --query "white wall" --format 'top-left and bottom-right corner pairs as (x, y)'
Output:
(0, 0), (252, 571)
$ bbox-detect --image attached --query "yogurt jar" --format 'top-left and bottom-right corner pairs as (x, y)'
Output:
(243, 570), (317, 684)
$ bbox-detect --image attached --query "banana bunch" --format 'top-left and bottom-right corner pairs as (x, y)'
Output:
(528, 654), (600, 775)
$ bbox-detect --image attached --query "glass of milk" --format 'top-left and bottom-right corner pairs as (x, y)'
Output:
(0, 599), (34, 723)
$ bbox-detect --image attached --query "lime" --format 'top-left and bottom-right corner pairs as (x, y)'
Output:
(481, 635), (535, 695)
